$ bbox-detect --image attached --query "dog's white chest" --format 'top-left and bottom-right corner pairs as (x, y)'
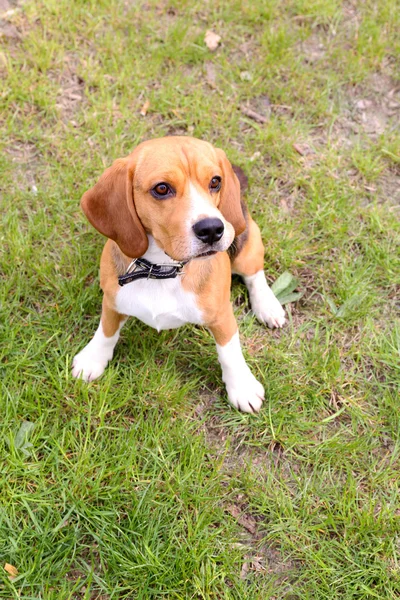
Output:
(115, 276), (204, 331)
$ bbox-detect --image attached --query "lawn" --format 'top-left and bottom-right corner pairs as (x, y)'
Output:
(1, 0), (399, 598)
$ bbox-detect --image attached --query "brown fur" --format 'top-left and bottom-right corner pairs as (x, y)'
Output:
(231, 217), (265, 277)
(81, 159), (148, 258)
(81, 137), (245, 260)
(82, 137), (266, 346)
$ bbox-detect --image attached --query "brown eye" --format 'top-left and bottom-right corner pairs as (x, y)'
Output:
(151, 182), (173, 199)
(210, 176), (221, 192)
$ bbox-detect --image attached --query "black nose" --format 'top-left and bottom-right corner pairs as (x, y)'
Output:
(192, 218), (224, 245)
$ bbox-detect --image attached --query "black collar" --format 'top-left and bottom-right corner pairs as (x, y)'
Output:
(118, 257), (188, 287)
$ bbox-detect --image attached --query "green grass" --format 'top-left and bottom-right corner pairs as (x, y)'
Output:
(1, 0), (400, 598)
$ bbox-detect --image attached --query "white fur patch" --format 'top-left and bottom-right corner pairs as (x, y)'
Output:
(115, 277), (203, 331)
(115, 236), (204, 331)
(244, 271), (286, 328)
(188, 182), (224, 222)
(72, 321), (122, 382)
(188, 183), (234, 255)
(216, 331), (264, 413)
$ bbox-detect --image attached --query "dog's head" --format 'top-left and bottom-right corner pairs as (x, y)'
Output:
(80, 136), (246, 260)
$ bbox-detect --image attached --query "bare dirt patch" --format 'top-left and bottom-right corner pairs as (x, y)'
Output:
(351, 73), (400, 136)
(378, 168), (400, 206)
(0, 0), (26, 43)
(192, 396), (297, 583)
(6, 139), (38, 164)
(332, 72), (400, 208)
(334, 72), (400, 144)
(226, 497), (296, 586)
(48, 54), (86, 121)
(4, 139), (40, 192)
(270, 178), (306, 216)
(298, 33), (327, 65)
(241, 94), (272, 125)
(194, 394), (301, 486)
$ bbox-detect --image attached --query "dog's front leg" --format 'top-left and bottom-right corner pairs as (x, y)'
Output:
(209, 307), (264, 413)
(72, 297), (126, 382)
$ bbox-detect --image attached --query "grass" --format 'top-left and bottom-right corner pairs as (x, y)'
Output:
(1, 0), (399, 597)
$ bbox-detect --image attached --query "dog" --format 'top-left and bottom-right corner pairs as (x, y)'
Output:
(72, 136), (286, 413)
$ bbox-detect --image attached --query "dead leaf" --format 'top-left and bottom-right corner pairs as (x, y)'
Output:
(355, 99), (369, 110)
(204, 30), (221, 51)
(205, 62), (217, 88)
(240, 561), (249, 579)
(140, 100), (150, 117)
(250, 151), (261, 162)
(225, 503), (258, 534)
(225, 503), (241, 518)
(280, 198), (290, 213)
(293, 142), (315, 156)
(240, 71), (252, 81)
(240, 106), (268, 124)
(238, 513), (257, 534)
(4, 563), (18, 579)
(171, 108), (182, 118)
(251, 556), (266, 572)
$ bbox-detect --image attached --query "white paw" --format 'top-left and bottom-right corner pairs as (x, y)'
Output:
(224, 369), (265, 413)
(72, 324), (121, 382)
(72, 349), (110, 382)
(244, 271), (286, 329)
(252, 294), (286, 329)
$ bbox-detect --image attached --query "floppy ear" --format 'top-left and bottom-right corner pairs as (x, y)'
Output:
(216, 149), (246, 236)
(80, 156), (148, 258)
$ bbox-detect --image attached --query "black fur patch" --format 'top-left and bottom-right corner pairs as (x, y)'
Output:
(228, 165), (249, 261)
(232, 164), (248, 193)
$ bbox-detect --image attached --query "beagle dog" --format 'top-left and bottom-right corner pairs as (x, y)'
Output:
(72, 136), (285, 413)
